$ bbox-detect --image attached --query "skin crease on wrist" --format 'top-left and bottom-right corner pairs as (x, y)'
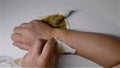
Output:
(11, 20), (120, 68)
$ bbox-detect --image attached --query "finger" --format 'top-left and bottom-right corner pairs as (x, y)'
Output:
(30, 20), (44, 24)
(22, 53), (29, 59)
(20, 23), (31, 28)
(30, 19), (41, 23)
(11, 33), (22, 42)
(49, 41), (58, 64)
(13, 42), (30, 50)
(29, 39), (44, 56)
(41, 38), (57, 59)
(11, 33), (31, 46)
(113, 64), (120, 68)
(48, 46), (58, 65)
(13, 27), (28, 34)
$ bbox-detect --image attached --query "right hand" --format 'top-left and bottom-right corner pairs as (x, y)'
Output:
(11, 20), (55, 50)
(21, 38), (57, 68)
(112, 64), (120, 68)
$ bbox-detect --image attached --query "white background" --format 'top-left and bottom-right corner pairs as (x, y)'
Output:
(0, 0), (2, 53)
(0, 0), (120, 67)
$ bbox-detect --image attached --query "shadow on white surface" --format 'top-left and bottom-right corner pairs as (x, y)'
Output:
(56, 55), (101, 67)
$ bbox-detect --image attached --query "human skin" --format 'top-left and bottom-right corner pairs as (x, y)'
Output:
(11, 20), (120, 68)
(112, 64), (120, 68)
(21, 38), (57, 68)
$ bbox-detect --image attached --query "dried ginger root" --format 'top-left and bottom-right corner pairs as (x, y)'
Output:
(40, 13), (67, 29)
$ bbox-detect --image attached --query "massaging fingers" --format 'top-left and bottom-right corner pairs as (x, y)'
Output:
(29, 40), (44, 56)
(41, 38), (57, 60)
(48, 43), (57, 64)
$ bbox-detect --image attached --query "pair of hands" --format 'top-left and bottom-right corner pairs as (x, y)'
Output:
(11, 20), (57, 68)
(11, 20), (120, 68)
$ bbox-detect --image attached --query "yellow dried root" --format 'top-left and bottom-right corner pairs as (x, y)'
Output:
(41, 13), (67, 29)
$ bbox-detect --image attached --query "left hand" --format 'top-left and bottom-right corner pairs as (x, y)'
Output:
(21, 38), (57, 68)
(11, 20), (54, 50)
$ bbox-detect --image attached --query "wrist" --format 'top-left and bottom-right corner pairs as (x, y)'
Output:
(52, 28), (67, 40)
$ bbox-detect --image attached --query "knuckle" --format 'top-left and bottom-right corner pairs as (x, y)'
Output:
(13, 27), (19, 32)
(30, 20), (41, 24)
(20, 23), (32, 28)
(24, 28), (33, 34)
(11, 34), (15, 40)
(23, 28), (31, 33)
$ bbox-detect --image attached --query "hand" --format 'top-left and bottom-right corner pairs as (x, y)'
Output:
(11, 20), (54, 50)
(21, 38), (57, 68)
(112, 64), (120, 68)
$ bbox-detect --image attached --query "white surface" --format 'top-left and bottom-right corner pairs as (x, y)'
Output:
(0, 0), (120, 67)
(118, 0), (120, 29)
(0, 0), (2, 55)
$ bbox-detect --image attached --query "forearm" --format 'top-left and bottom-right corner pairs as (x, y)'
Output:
(53, 29), (120, 68)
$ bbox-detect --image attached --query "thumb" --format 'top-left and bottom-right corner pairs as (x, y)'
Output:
(41, 38), (57, 59)
(29, 39), (44, 56)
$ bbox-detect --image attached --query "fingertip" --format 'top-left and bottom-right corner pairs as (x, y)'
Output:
(48, 37), (57, 45)
(41, 38), (57, 58)
(13, 26), (20, 32)
(51, 37), (58, 51)
(20, 23), (29, 27)
(13, 42), (22, 46)
(13, 42), (30, 50)
(30, 39), (45, 55)
(33, 39), (42, 46)
(30, 19), (41, 23)
(33, 39), (46, 47)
